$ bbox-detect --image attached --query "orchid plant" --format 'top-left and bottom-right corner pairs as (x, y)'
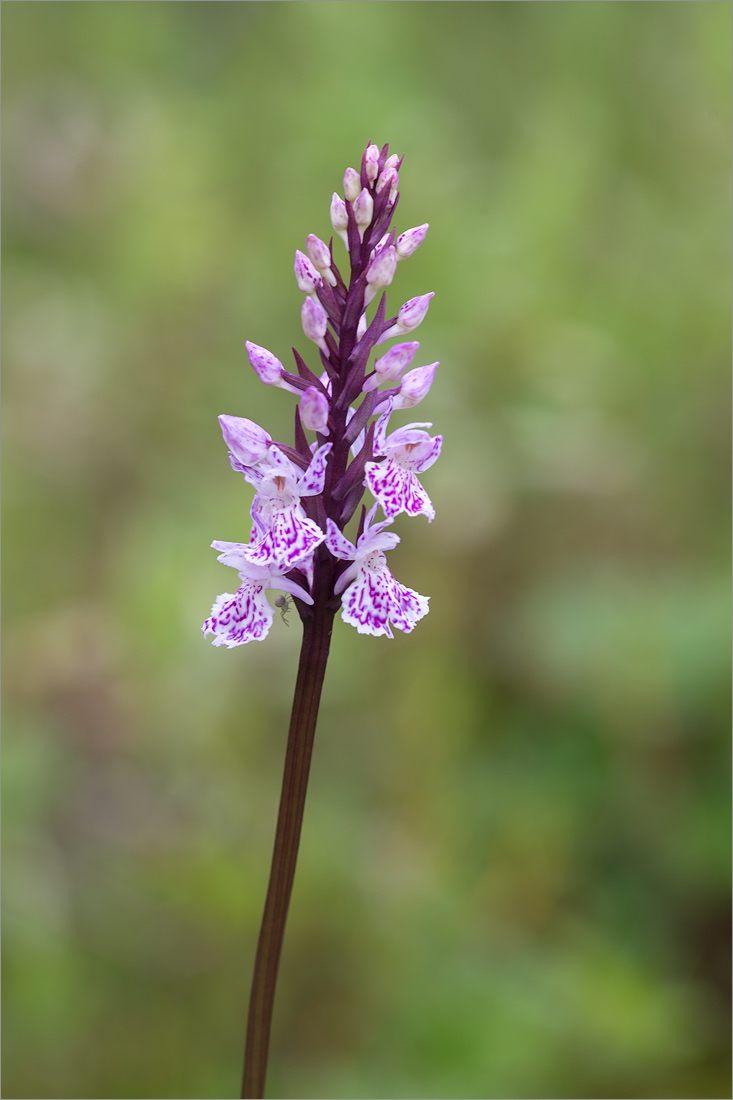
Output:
(203, 142), (441, 1098)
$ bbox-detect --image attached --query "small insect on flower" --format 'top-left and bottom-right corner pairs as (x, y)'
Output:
(274, 594), (292, 625)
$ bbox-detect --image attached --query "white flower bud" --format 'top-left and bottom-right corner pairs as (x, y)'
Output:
(330, 193), (349, 244)
(301, 297), (329, 355)
(353, 188), (374, 240)
(218, 415), (271, 465)
(306, 234), (337, 286)
(396, 223), (429, 260)
(294, 250), (322, 295)
(392, 362), (439, 409)
(364, 144), (380, 182)
(343, 167), (361, 202)
(246, 341), (285, 385)
(300, 386), (330, 434)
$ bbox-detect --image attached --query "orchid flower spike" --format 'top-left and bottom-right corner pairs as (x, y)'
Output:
(204, 141), (442, 647)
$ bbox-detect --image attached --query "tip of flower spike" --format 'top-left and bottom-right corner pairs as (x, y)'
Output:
(364, 144), (380, 182)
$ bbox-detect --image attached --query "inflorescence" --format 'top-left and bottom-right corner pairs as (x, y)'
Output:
(203, 142), (442, 645)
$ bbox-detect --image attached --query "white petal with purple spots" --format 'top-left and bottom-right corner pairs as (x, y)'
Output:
(299, 442), (332, 497)
(202, 583), (275, 647)
(365, 459), (436, 522)
(339, 550), (429, 638)
(241, 507), (325, 570)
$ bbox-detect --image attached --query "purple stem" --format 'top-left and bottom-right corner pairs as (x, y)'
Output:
(241, 601), (336, 1099)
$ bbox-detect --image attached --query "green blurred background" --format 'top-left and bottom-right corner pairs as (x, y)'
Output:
(3, 3), (730, 1098)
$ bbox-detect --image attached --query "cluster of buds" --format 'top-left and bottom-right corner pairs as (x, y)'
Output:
(203, 142), (441, 645)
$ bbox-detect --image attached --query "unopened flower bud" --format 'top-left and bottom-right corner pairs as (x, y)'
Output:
(374, 341), (420, 381)
(393, 361), (439, 409)
(364, 243), (397, 305)
(377, 293), (435, 344)
(396, 223), (429, 260)
(366, 245), (397, 287)
(246, 341), (285, 385)
(218, 415), (271, 466)
(301, 297), (329, 353)
(384, 153), (400, 172)
(306, 234), (337, 287)
(364, 144), (380, 182)
(353, 188), (374, 240)
(356, 312), (368, 341)
(370, 233), (390, 259)
(300, 386), (330, 434)
(330, 193), (349, 244)
(376, 167), (398, 196)
(294, 250), (323, 296)
(343, 167), (361, 202)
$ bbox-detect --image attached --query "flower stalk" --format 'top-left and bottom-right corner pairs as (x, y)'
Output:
(242, 599), (335, 1100)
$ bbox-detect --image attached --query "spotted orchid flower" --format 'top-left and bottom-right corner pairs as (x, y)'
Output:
(364, 403), (442, 522)
(202, 551), (314, 648)
(325, 507), (429, 638)
(234, 442), (331, 571)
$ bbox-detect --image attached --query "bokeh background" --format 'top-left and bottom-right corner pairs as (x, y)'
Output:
(3, 3), (730, 1098)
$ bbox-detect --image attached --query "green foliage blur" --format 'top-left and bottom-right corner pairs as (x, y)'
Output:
(3, 3), (730, 1098)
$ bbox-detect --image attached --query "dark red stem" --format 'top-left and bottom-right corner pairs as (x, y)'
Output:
(241, 603), (336, 1099)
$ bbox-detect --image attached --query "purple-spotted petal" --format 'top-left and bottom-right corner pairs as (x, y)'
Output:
(340, 560), (395, 638)
(388, 578), (430, 633)
(241, 508), (325, 570)
(338, 550), (430, 637)
(325, 519), (358, 560)
(299, 442), (332, 497)
(365, 459), (436, 522)
(373, 400), (394, 457)
(202, 583), (275, 647)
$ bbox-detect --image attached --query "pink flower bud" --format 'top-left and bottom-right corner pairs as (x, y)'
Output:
(374, 341), (420, 382)
(364, 144), (380, 182)
(393, 362), (439, 409)
(330, 193), (349, 244)
(294, 250), (322, 295)
(306, 234), (337, 287)
(376, 167), (398, 196)
(398, 293), (434, 330)
(306, 234), (330, 272)
(396, 223), (429, 260)
(370, 233), (390, 259)
(246, 341), (285, 385)
(343, 167), (361, 202)
(356, 312), (368, 341)
(301, 297), (328, 349)
(366, 245), (397, 288)
(218, 415), (271, 466)
(364, 244), (397, 304)
(300, 386), (329, 434)
(384, 153), (400, 172)
(376, 293), (435, 345)
(353, 188), (374, 229)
